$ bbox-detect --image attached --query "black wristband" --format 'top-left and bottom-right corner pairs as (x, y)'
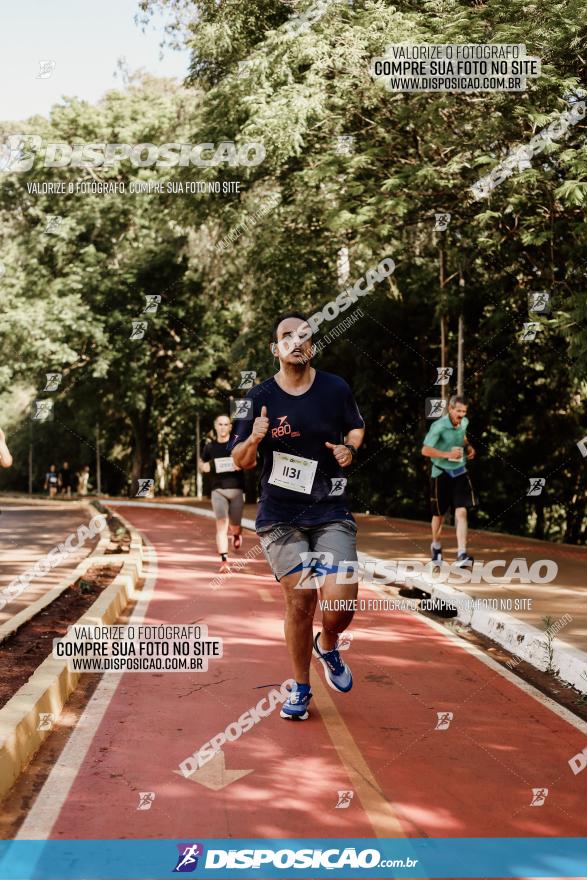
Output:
(344, 443), (357, 458)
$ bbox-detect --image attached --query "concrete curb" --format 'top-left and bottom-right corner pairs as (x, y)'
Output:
(106, 502), (587, 695)
(0, 494), (100, 507)
(0, 507), (144, 802)
(358, 553), (587, 694)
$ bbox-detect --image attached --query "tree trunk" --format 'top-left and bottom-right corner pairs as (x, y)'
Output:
(457, 268), (465, 395)
(533, 493), (545, 540)
(439, 245), (448, 401)
(440, 314), (448, 401)
(457, 314), (464, 395)
(564, 475), (586, 544)
(129, 386), (155, 495)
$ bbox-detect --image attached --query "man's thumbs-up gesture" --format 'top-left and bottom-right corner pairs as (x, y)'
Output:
(325, 441), (353, 468)
(252, 405), (270, 443)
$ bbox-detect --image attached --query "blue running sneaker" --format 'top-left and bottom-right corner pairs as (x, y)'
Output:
(280, 682), (312, 720)
(431, 544), (442, 564)
(313, 632), (353, 693)
(456, 552), (474, 568)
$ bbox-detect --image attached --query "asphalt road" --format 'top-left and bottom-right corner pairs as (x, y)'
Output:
(14, 504), (586, 844)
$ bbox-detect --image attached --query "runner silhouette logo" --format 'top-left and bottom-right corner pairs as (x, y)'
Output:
(335, 135), (355, 156)
(136, 479), (154, 497)
(435, 367), (453, 386)
(173, 843), (204, 872)
(37, 712), (55, 731)
(426, 398), (447, 419)
(528, 291), (550, 314)
(44, 215), (63, 235)
(137, 792), (155, 811)
(338, 632), (353, 651)
(335, 790), (354, 808)
(32, 400), (54, 422)
(435, 711), (453, 730)
(130, 320), (148, 340)
(37, 60), (56, 79)
(0, 143), (23, 173)
(530, 788), (548, 806)
(296, 551), (334, 588)
(143, 295), (161, 314)
(434, 213), (451, 231)
(521, 322), (540, 342)
(527, 478), (545, 497)
(238, 371), (256, 389)
(231, 399), (253, 420)
(43, 372), (62, 392)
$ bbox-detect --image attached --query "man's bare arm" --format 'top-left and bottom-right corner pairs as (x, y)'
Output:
(464, 435), (476, 460)
(346, 427), (365, 450)
(232, 406), (269, 471)
(232, 436), (261, 471)
(422, 445), (461, 461)
(0, 429), (12, 468)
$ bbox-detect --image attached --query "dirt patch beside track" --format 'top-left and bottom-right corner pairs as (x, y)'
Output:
(0, 508), (130, 709)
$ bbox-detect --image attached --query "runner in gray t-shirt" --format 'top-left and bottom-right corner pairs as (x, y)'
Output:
(200, 415), (245, 573)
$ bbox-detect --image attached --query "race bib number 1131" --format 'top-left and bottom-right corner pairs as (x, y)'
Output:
(268, 451), (318, 494)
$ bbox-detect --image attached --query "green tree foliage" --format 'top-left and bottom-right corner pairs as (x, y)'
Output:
(1, 0), (586, 541)
(0, 75), (244, 492)
(135, 0), (587, 540)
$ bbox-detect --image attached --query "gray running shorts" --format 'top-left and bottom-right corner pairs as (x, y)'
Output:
(257, 520), (358, 582)
(211, 488), (245, 525)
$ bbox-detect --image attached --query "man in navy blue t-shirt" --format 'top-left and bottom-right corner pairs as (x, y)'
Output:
(231, 311), (365, 720)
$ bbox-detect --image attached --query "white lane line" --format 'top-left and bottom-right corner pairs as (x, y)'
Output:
(365, 579), (587, 735)
(16, 532), (158, 840)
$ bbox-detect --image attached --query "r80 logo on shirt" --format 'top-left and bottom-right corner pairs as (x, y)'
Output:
(271, 416), (300, 438)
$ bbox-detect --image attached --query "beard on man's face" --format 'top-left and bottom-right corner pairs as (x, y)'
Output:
(285, 348), (312, 370)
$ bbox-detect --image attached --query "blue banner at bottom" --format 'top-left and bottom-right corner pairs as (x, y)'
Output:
(1, 838), (586, 879)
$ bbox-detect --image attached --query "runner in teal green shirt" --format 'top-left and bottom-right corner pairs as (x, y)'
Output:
(422, 396), (476, 568)
(423, 413), (469, 478)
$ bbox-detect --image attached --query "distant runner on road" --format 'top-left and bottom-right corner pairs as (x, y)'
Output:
(59, 461), (73, 498)
(44, 464), (59, 498)
(230, 311), (365, 721)
(0, 428), (12, 468)
(422, 394), (476, 568)
(77, 465), (90, 495)
(200, 415), (245, 574)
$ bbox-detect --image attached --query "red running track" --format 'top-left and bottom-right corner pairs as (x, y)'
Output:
(23, 504), (586, 841)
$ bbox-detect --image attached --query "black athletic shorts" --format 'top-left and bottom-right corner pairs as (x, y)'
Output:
(430, 472), (477, 517)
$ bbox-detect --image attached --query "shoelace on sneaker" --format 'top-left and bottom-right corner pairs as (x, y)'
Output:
(323, 649), (345, 676)
(289, 688), (309, 705)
